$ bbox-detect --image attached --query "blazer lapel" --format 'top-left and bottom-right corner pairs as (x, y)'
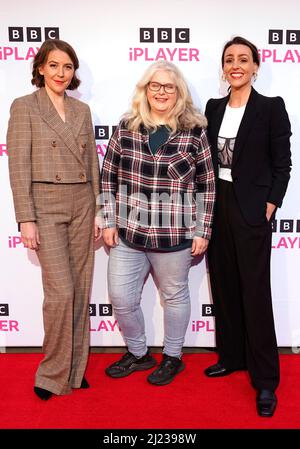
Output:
(65, 95), (86, 139)
(36, 87), (85, 166)
(232, 87), (259, 167)
(211, 95), (229, 153)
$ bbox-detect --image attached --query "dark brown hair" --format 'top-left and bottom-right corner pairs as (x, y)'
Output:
(31, 39), (80, 90)
(221, 36), (260, 68)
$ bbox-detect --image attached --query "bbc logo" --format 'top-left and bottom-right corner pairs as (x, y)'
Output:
(272, 219), (300, 233)
(202, 304), (214, 317)
(140, 28), (190, 43)
(0, 304), (9, 316)
(269, 29), (300, 44)
(8, 27), (59, 42)
(95, 126), (117, 140)
(89, 304), (113, 316)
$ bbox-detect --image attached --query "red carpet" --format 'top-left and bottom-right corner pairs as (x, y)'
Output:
(0, 353), (299, 429)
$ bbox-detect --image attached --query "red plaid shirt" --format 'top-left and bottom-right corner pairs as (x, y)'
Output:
(100, 121), (215, 249)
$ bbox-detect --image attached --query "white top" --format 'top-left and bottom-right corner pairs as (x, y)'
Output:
(217, 104), (246, 182)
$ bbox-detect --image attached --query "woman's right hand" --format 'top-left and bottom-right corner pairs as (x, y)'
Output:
(102, 227), (119, 247)
(20, 222), (40, 250)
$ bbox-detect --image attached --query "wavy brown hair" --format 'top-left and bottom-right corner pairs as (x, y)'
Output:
(31, 39), (80, 90)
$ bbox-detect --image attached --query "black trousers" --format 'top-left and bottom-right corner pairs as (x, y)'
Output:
(208, 179), (280, 391)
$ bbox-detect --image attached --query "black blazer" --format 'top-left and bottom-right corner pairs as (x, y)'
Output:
(205, 88), (292, 226)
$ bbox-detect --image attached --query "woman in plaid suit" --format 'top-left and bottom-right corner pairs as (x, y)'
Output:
(7, 39), (101, 400)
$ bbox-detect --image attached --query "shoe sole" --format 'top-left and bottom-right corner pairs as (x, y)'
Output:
(147, 362), (185, 386)
(257, 406), (277, 418)
(105, 359), (157, 378)
(204, 367), (246, 378)
(257, 411), (276, 417)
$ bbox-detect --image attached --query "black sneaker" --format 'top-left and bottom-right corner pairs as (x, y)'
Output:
(147, 354), (185, 386)
(105, 349), (157, 378)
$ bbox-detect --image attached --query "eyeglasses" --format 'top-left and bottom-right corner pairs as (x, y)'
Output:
(148, 81), (177, 94)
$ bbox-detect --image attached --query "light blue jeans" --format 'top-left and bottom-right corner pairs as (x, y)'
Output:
(108, 240), (193, 359)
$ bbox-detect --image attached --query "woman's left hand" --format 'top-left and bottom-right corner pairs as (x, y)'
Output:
(191, 237), (209, 256)
(94, 216), (102, 242)
(266, 202), (276, 222)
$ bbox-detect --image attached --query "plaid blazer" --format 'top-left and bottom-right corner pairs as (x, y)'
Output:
(7, 87), (100, 223)
(100, 121), (215, 249)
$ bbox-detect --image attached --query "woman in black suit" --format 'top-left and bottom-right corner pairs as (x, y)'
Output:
(204, 36), (292, 417)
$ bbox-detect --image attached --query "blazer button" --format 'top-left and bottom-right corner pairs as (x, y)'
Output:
(79, 173), (85, 180)
(55, 175), (61, 182)
(81, 143), (87, 149)
(51, 140), (57, 147)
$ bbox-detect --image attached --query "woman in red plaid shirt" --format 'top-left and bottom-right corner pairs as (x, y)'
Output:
(100, 61), (215, 385)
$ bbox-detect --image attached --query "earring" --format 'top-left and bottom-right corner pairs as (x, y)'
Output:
(253, 72), (258, 82)
(221, 73), (226, 82)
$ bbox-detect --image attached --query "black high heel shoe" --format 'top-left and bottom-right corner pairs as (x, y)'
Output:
(80, 377), (90, 389)
(34, 386), (53, 400)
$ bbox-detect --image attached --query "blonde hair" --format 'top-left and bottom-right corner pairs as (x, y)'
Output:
(123, 61), (207, 134)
